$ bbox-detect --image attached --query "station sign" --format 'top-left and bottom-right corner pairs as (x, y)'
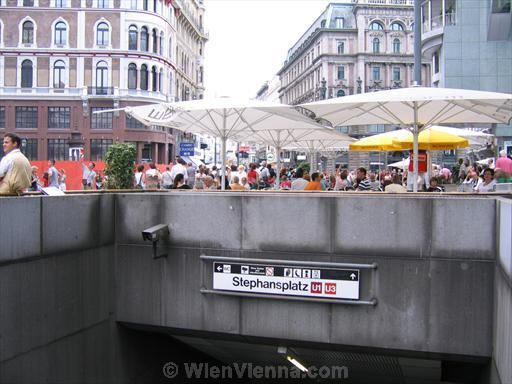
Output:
(179, 142), (195, 157)
(213, 262), (359, 300)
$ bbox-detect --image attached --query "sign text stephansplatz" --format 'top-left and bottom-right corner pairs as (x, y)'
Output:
(212, 262), (359, 300)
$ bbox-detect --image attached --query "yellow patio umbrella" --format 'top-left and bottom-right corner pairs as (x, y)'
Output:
(349, 130), (404, 151)
(349, 128), (469, 152)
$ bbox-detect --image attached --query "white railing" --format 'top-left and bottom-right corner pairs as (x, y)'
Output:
(0, 87), (82, 96)
(354, 0), (413, 5)
(118, 89), (169, 101)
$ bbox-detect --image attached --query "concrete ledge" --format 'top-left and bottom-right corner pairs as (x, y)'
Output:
(42, 195), (101, 256)
(431, 197), (496, 259)
(242, 195), (332, 253)
(334, 196), (432, 257)
(0, 197), (41, 262)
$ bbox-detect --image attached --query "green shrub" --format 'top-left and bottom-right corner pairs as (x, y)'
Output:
(104, 142), (136, 189)
(297, 162), (311, 174)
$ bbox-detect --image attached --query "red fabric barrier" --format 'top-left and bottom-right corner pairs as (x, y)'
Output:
(29, 161), (170, 190)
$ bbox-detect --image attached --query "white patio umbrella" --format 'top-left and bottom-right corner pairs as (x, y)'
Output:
(428, 126), (494, 147)
(281, 129), (354, 175)
(124, 97), (326, 189)
(387, 158), (439, 170)
(237, 127), (353, 187)
(301, 87), (512, 191)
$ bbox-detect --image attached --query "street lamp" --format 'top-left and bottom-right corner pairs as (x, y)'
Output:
(320, 78), (327, 100)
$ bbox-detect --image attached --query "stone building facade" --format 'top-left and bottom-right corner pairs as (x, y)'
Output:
(421, 0), (512, 164)
(0, 0), (207, 163)
(277, 1), (430, 170)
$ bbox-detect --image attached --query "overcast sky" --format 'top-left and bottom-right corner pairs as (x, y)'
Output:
(203, 0), (331, 99)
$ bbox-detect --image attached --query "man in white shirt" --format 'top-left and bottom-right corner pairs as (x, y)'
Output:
(161, 166), (173, 189)
(291, 168), (308, 190)
(170, 157), (188, 183)
(0, 133), (32, 195)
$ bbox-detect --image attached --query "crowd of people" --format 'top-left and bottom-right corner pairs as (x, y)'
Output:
(1, 133), (511, 195)
(132, 152), (512, 194)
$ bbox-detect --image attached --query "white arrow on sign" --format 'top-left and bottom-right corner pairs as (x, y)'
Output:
(350, 273), (356, 280)
(216, 265), (223, 272)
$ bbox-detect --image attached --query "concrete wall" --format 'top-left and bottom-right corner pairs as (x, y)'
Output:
(0, 195), (215, 384)
(0, 192), (507, 383)
(115, 192), (497, 359)
(494, 198), (512, 384)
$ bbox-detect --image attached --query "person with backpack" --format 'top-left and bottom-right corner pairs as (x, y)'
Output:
(134, 165), (145, 189)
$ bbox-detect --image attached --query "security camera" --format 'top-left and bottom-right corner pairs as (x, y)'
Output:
(142, 224), (169, 242)
(142, 224), (169, 259)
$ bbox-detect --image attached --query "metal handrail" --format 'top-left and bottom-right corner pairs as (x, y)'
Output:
(200, 255), (377, 270)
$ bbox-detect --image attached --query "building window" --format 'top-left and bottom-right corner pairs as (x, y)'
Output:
(48, 107), (70, 129)
(54, 21), (67, 45)
(369, 21), (383, 30)
(337, 90), (345, 97)
(369, 124), (385, 133)
(142, 142), (151, 160)
(372, 38), (380, 53)
(21, 60), (33, 88)
(433, 51), (440, 74)
(96, 22), (109, 46)
(0, 107), (5, 128)
(21, 138), (38, 160)
(53, 60), (66, 88)
(126, 115), (145, 129)
(335, 17), (344, 29)
(55, 0), (67, 6)
(151, 66), (157, 91)
(152, 29), (158, 53)
(393, 38), (401, 53)
(22, 21), (34, 44)
(128, 63), (137, 89)
(159, 69), (163, 92)
(393, 67), (401, 81)
(140, 64), (148, 90)
(391, 22), (404, 31)
(153, 0), (157, 12)
(143, 0), (148, 10)
(128, 25), (138, 50)
(130, 0), (137, 9)
(90, 139), (113, 161)
(48, 139), (69, 160)
(372, 67), (381, 81)
(90, 107), (113, 129)
(492, 0), (511, 13)
(337, 41), (344, 54)
(15, 106), (38, 129)
(159, 32), (164, 54)
(23, 0), (34, 5)
(337, 65), (345, 80)
(140, 27), (148, 51)
(95, 61), (108, 93)
(96, 0), (107, 8)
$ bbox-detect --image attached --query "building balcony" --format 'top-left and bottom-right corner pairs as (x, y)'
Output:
(0, 87), (83, 99)
(87, 86), (115, 96)
(353, 0), (414, 6)
(119, 89), (169, 102)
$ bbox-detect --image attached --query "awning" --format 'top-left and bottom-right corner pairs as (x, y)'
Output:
(179, 155), (204, 167)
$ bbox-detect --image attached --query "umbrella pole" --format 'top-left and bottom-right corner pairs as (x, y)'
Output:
(413, 101), (419, 192)
(275, 132), (281, 189)
(276, 145), (281, 190)
(221, 112), (226, 191)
